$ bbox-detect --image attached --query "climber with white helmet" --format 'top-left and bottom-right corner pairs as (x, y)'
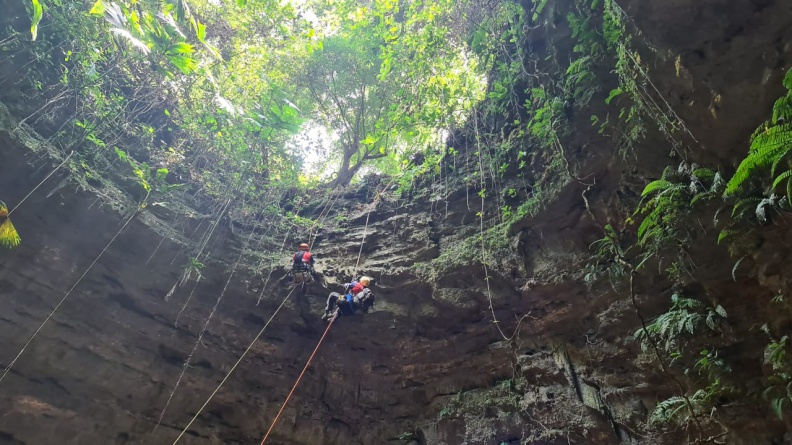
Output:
(322, 276), (375, 320)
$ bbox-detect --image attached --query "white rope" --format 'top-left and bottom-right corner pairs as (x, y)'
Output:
(0, 210), (137, 383)
(170, 286), (297, 444)
(9, 151), (74, 216)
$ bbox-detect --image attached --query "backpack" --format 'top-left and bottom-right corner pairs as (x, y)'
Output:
(292, 251), (310, 271)
(356, 288), (375, 312)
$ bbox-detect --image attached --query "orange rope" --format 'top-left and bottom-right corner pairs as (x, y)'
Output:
(259, 312), (338, 445)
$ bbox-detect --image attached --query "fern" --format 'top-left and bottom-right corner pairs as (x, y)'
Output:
(725, 70), (792, 197)
(635, 293), (725, 353)
(650, 396), (688, 424)
(717, 228), (739, 244)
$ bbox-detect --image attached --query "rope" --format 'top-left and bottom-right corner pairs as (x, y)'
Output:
(353, 209), (372, 274)
(154, 218), (258, 434)
(308, 190), (340, 250)
(352, 176), (398, 275)
(169, 286), (298, 444)
(8, 151), (74, 216)
(0, 210), (137, 383)
(259, 312), (337, 445)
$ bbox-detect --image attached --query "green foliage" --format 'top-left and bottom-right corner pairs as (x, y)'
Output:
(633, 164), (724, 262)
(761, 324), (792, 419)
(725, 69), (792, 218)
(634, 293), (727, 354)
(27, 0), (44, 41)
(649, 347), (732, 426)
(650, 384), (722, 425)
(584, 224), (626, 289)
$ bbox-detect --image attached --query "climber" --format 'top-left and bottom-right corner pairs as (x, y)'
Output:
(290, 242), (315, 285)
(322, 276), (375, 320)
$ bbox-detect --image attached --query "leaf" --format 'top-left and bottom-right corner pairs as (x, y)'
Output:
(30, 0), (44, 41)
(156, 168), (169, 182)
(114, 147), (128, 162)
(717, 228), (739, 244)
(605, 87), (623, 105)
(773, 169), (792, 189)
(784, 68), (792, 91)
(715, 304), (728, 318)
(110, 28), (151, 54)
(771, 397), (785, 419)
(235, 0), (247, 6)
(89, 0), (105, 16)
(194, 18), (206, 42)
(641, 179), (672, 197)
(732, 196), (761, 218)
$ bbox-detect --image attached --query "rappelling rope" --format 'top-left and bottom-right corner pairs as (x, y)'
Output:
(308, 190), (340, 250)
(258, 312), (338, 445)
(154, 215), (259, 434)
(0, 208), (138, 383)
(169, 286), (298, 445)
(352, 176), (398, 275)
(8, 151), (74, 216)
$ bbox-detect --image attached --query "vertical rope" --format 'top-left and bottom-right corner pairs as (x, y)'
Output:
(259, 313), (337, 445)
(0, 210), (138, 383)
(169, 286), (299, 445)
(153, 217), (259, 433)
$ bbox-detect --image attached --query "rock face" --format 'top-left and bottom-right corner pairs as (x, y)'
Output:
(3, 0), (792, 445)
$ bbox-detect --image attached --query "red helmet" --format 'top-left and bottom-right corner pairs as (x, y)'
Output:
(299, 243), (309, 251)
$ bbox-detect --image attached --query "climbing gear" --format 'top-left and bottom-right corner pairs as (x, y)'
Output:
(292, 251), (310, 271)
(259, 311), (338, 445)
(299, 242), (309, 250)
(359, 276), (371, 286)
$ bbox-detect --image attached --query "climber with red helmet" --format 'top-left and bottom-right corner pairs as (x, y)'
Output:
(322, 276), (375, 321)
(291, 242), (315, 285)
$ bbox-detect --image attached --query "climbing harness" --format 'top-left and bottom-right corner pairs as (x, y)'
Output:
(259, 310), (338, 445)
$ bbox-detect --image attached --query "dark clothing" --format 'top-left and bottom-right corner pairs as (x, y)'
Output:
(326, 292), (356, 315)
(292, 250), (314, 272)
(324, 287), (374, 317)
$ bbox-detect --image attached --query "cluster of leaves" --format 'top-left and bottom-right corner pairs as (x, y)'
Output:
(635, 164), (724, 254)
(760, 323), (792, 419)
(723, 70), (792, 218)
(634, 293), (727, 354)
(633, 293), (731, 427)
(583, 223), (626, 288)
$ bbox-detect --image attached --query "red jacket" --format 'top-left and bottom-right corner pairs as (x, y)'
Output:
(350, 282), (364, 295)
